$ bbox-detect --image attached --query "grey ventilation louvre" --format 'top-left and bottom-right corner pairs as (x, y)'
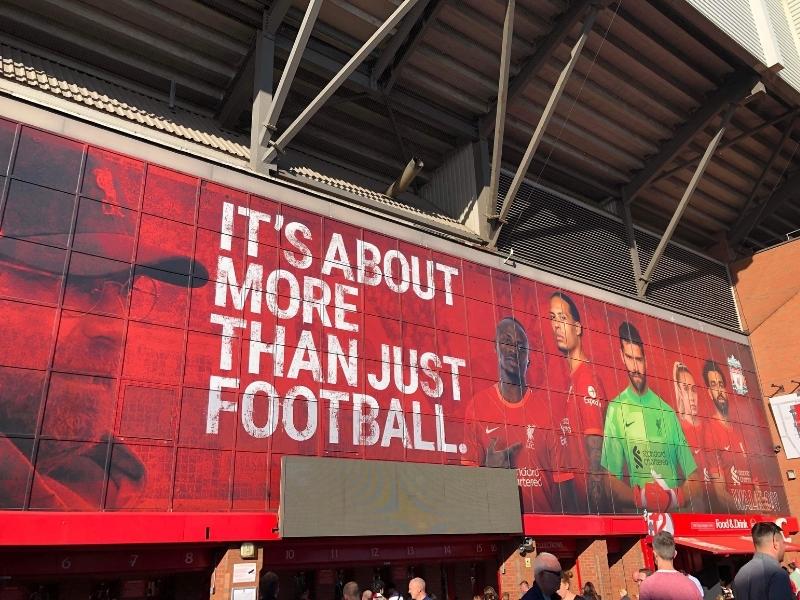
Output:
(495, 172), (740, 330)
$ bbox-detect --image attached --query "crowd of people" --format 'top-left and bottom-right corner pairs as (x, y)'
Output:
(257, 522), (798, 600)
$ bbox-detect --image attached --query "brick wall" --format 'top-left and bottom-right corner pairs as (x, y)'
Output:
(732, 239), (800, 562)
(498, 538), (644, 600)
(498, 541), (531, 597)
(211, 546), (264, 600)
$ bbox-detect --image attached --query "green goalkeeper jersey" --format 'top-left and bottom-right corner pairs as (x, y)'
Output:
(601, 385), (697, 488)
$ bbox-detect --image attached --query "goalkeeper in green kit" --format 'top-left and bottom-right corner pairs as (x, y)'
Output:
(601, 322), (701, 512)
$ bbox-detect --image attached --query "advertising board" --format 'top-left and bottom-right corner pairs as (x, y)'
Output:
(0, 120), (785, 516)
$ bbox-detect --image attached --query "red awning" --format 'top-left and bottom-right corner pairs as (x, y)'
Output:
(676, 534), (800, 555)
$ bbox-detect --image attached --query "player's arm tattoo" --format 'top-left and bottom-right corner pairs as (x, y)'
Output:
(586, 434), (606, 511)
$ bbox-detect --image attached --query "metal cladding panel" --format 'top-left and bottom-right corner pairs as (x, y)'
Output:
(279, 456), (522, 538)
(684, 0), (766, 63)
(419, 143), (479, 222)
(790, 0), (800, 32)
(769, 0), (800, 90)
(496, 172), (740, 330)
(633, 230), (741, 330)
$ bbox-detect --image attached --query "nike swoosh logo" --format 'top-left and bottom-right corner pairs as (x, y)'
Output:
(724, 445), (730, 451)
(625, 420), (635, 427)
(485, 426), (499, 434)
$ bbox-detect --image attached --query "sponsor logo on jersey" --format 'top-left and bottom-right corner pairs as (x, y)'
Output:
(485, 426), (499, 435)
(730, 465), (741, 485)
(583, 384), (601, 406)
(517, 466), (542, 487)
(633, 445), (644, 470)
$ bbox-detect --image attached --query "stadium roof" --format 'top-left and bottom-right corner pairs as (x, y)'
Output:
(2, 0), (800, 267)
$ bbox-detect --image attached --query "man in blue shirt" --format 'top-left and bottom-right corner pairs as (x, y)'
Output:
(733, 522), (794, 600)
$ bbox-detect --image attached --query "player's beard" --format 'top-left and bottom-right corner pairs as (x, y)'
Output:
(713, 392), (729, 418)
(629, 371), (647, 394)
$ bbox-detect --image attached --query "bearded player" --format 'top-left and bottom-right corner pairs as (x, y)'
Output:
(548, 291), (609, 513)
(601, 322), (700, 512)
(464, 317), (556, 513)
(701, 360), (767, 512)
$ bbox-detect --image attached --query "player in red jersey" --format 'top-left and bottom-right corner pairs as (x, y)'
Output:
(672, 361), (708, 513)
(701, 360), (758, 512)
(464, 317), (556, 513)
(548, 292), (608, 513)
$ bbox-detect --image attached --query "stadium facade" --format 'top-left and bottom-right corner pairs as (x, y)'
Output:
(2, 0), (800, 599)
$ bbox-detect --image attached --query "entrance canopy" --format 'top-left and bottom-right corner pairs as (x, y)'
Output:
(676, 534), (800, 555)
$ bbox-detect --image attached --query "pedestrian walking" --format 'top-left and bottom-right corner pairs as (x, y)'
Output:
(344, 582), (361, 600)
(788, 562), (800, 594)
(622, 568), (653, 600)
(373, 580), (387, 600)
(408, 578), (431, 600)
(639, 531), (701, 599)
(733, 521), (794, 600)
(521, 553), (562, 600)
(557, 571), (584, 600)
(260, 572), (280, 600)
(581, 582), (600, 600)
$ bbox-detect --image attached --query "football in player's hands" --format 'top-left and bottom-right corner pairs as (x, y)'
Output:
(637, 482), (675, 511)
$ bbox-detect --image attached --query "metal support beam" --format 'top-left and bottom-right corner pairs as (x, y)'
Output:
(619, 198), (643, 295)
(381, 0), (446, 93)
(621, 72), (760, 206)
(479, 0), (593, 138)
(218, 0), (292, 129)
(652, 109), (798, 185)
(483, 0), (515, 235)
(637, 103), (737, 296)
(729, 118), (798, 246)
(487, 6), (598, 248)
(266, 0), (293, 35)
(262, 0), (421, 164)
(371, 0), (432, 87)
(259, 0), (322, 147)
(250, 13), (275, 172)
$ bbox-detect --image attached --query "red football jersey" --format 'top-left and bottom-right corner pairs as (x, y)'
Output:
(550, 361), (607, 497)
(703, 418), (748, 483)
(463, 384), (556, 513)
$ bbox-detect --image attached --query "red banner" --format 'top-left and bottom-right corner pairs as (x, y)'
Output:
(0, 118), (787, 519)
(646, 512), (799, 536)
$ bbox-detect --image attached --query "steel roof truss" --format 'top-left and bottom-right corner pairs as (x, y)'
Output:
(380, 0), (445, 93)
(371, 0), (432, 87)
(621, 72), (760, 207)
(260, 0), (323, 148)
(479, 0), (594, 138)
(250, 12), (275, 173)
(637, 103), (737, 296)
(262, 0), (422, 164)
(481, 0), (516, 242)
(728, 118), (800, 248)
(652, 108), (798, 185)
(488, 5), (599, 248)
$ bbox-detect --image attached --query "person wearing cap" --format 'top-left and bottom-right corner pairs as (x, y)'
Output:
(0, 168), (208, 509)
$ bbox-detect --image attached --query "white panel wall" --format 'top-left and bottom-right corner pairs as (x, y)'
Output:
(418, 142), (479, 223)
(684, 0), (766, 62)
